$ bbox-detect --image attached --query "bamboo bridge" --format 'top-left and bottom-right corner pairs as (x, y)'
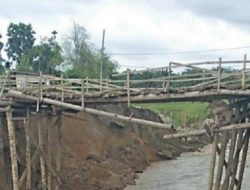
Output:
(1, 55), (250, 189)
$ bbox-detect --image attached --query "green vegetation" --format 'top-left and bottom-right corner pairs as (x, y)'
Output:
(62, 24), (118, 78)
(1, 22), (118, 77)
(135, 102), (212, 127)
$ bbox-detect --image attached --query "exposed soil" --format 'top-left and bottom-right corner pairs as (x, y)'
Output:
(0, 104), (208, 190)
(59, 104), (208, 190)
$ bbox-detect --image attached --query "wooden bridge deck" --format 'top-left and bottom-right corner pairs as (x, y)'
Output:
(1, 57), (250, 105)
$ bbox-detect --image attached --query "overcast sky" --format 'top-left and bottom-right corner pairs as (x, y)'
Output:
(1, 0), (250, 71)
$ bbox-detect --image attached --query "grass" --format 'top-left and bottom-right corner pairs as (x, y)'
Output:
(134, 102), (211, 127)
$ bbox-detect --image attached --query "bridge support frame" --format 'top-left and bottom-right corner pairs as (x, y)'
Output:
(208, 127), (250, 190)
(2, 106), (63, 190)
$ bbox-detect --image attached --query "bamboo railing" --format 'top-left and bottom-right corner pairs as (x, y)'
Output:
(0, 55), (250, 106)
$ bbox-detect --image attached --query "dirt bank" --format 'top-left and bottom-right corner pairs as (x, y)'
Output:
(0, 104), (208, 190)
(59, 104), (207, 190)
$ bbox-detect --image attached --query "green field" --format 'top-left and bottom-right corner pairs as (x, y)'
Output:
(134, 102), (211, 127)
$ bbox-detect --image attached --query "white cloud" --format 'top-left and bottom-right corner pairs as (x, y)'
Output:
(1, 0), (250, 71)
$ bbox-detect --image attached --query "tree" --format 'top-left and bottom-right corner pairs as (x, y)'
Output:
(32, 37), (62, 73)
(63, 24), (118, 78)
(5, 23), (35, 67)
(18, 32), (63, 73)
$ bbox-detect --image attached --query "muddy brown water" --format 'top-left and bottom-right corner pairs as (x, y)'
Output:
(125, 145), (250, 190)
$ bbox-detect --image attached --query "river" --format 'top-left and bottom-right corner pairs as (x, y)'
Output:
(125, 145), (250, 190)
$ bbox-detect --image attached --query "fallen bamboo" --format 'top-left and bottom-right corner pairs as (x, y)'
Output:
(7, 90), (172, 129)
(163, 122), (250, 139)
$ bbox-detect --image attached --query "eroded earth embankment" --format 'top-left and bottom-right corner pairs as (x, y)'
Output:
(0, 104), (208, 190)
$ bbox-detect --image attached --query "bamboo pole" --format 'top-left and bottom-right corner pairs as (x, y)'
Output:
(55, 111), (62, 190)
(6, 109), (19, 190)
(236, 129), (250, 190)
(229, 130), (244, 190)
(8, 90), (172, 129)
(18, 150), (39, 187)
(217, 57), (222, 92)
(241, 54), (247, 89)
(61, 74), (64, 102)
(221, 129), (237, 190)
(163, 122), (250, 139)
(214, 131), (229, 190)
(81, 79), (85, 109)
(47, 114), (52, 190)
(24, 108), (31, 190)
(37, 72), (42, 112)
(208, 132), (218, 190)
(127, 68), (130, 107)
(38, 116), (46, 190)
(25, 122), (62, 185)
(167, 62), (171, 94)
(86, 77), (89, 92)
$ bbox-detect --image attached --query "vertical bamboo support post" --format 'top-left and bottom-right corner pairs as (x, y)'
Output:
(221, 129), (237, 190)
(55, 111), (62, 190)
(47, 113), (52, 190)
(163, 68), (167, 92)
(229, 130), (244, 190)
(236, 128), (250, 190)
(37, 72), (42, 112)
(234, 104), (241, 124)
(81, 79), (85, 109)
(167, 62), (171, 94)
(241, 54), (247, 89)
(61, 74), (64, 102)
(202, 69), (206, 86)
(214, 131), (229, 190)
(86, 77), (89, 92)
(24, 108), (31, 190)
(217, 57), (222, 92)
(38, 116), (46, 189)
(6, 109), (19, 190)
(127, 68), (130, 108)
(208, 132), (218, 190)
(106, 77), (109, 89)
